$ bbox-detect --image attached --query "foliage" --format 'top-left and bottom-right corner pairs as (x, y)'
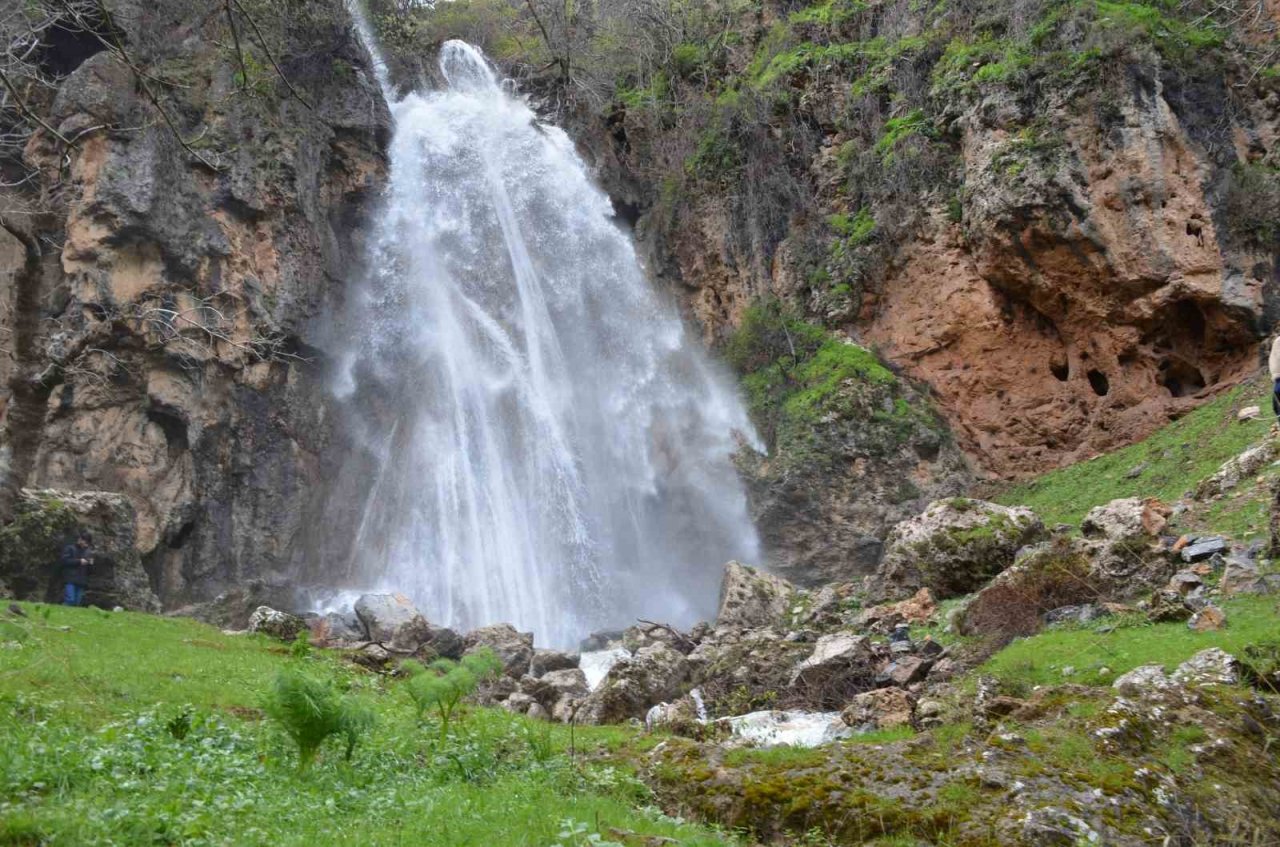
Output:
(1224, 161), (1280, 249)
(262, 667), (374, 769)
(404, 648), (505, 739)
(0, 603), (736, 846)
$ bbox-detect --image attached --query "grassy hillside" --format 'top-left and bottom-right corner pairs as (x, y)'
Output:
(995, 375), (1275, 538)
(0, 605), (734, 847)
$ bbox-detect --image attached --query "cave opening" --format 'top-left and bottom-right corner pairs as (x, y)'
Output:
(1049, 359), (1069, 381)
(1087, 369), (1110, 396)
(1158, 356), (1207, 398)
(32, 17), (109, 78)
(147, 404), (189, 458)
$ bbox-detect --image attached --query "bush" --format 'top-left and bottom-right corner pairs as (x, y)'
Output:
(403, 648), (504, 739)
(958, 537), (1099, 641)
(262, 668), (373, 770)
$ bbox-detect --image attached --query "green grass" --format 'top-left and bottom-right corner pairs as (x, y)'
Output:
(979, 595), (1280, 688)
(995, 376), (1273, 529)
(0, 604), (736, 847)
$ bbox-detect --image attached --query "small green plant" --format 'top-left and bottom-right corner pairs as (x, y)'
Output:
(289, 629), (312, 660)
(403, 648), (504, 739)
(262, 668), (372, 770)
(164, 706), (194, 741)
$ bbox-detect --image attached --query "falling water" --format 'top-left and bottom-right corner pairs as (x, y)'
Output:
(329, 30), (759, 647)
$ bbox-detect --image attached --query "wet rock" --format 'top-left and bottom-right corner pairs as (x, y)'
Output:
(1081, 497), (1169, 543)
(622, 622), (695, 654)
(420, 624), (465, 661)
(580, 648), (631, 690)
(578, 643), (690, 724)
(463, 624), (535, 678)
(247, 606), (305, 641)
(579, 630), (625, 652)
(645, 691), (708, 734)
(1188, 605), (1227, 632)
(788, 633), (877, 706)
(873, 498), (1046, 600)
(841, 688), (915, 730)
(530, 648), (579, 677)
(1181, 537), (1228, 563)
(354, 593), (432, 651)
(715, 561), (797, 630)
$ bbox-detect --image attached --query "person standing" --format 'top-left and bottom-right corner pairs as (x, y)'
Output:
(59, 530), (94, 607)
(1271, 335), (1280, 421)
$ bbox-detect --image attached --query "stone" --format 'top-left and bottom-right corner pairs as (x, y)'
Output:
(1237, 405), (1261, 421)
(1181, 537), (1228, 563)
(856, 587), (937, 632)
(1172, 648), (1240, 687)
(1167, 570), (1205, 595)
(354, 593), (432, 652)
(311, 610), (364, 645)
(1220, 558), (1280, 596)
(579, 630), (625, 652)
(1188, 605), (1227, 632)
(715, 561), (797, 630)
(622, 622), (694, 654)
(503, 693), (537, 714)
(522, 668), (590, 714)
(351, 643), (392, 671)
(1112, 665), (1176, 698)
(873, 499), (1046, 600)
(841, 688), (915, 730)
(463, 624), (535, 679)
(527, 702), (551, 722)
(1197, 441), (1276, 499)
(420, 624), (465, 661)
(644, 692), (707, 733)
(247, 606), (305, 641)
(577, 643), (690, 724)
(1043, 604), (1109, 626)
(788, 633), (877, 706)
(877, 655), (931, 687)
(1081, 497), (1169, 543)
(1146, 589), (1193, 623)
(530, 648), (579, 677)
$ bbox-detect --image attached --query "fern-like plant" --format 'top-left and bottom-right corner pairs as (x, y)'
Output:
(262, 668), (373, 770)
(403, 648), (504, 739)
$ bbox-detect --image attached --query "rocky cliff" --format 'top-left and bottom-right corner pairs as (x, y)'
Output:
(0, 0), (389, 606)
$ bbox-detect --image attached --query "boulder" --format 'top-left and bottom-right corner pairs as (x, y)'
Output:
(788, 633), (877, 707)
(309, 610), (365, 645)
(247, 606), (305, 641)
(1197, 442), (1276, 500)
(622, 622), (695, 654)
(1188, 605), (1227, 632)
(1220, 558), (1280, 596)
(1146, 589), (1193, 623)
(873, 499), (1046, 600)
(354, 593), (432, 652)
(530, 648), (579, 677)
(1172, 648), (1240, 687)
(1181, 537), (1228, 563)
(1081, 498), (1169, 544)
(685, 630), (811, 714)
(1043, 604), (1109, 626)
(1112, 665), (1177, 698)
(645, 692), (708, 733)
(715, 561), (797, 630)
(577, 643), (690, 725)
(463, 624), (535, 678)
(579, 629), (625, 652)
(856, 588), (937, 633)
(841, 688), (915, 730)
(522, 667), (591, 716)
(876, 655), (931, 688)
(167, 579), (294, 630)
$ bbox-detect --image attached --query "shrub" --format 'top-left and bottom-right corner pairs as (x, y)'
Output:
(958, 537), (1099, 641)
(403, 648), (504, 739)
(262, 668), (373, 770)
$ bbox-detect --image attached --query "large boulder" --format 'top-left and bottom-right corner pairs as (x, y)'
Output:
(841, 688), (915, 731)
(685, 629), (811, 715)
(578, 642), (690, 724)
(354, 593), (433, 652)
(1080, 498), (1170, 545)
(463, 624), (535, 678)
(247, 606), (305, 641)
(873, 498), (1046, 600)
(0, 489), (159, 611)
(788, 633), (878, 708)
(530, 648), (579, 677)
(715, 561), (797, 630)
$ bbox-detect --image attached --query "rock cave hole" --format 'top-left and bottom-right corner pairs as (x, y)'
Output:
(1157, 356), (1207, 398)
(1087, 369), (1110, 397)
(147, 404), (189, 458)
(167, 520), (195, 550)
(1049, 359), (1070, 381)
(33, 13), (111, 77)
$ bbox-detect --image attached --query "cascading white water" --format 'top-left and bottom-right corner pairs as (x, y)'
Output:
(330, 30), (759, 647)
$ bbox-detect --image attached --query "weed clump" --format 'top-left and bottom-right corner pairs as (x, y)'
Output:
(403, 648), (504, 739)
(262, 668), (373, 770)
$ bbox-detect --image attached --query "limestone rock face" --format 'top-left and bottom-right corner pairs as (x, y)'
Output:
(874, 499), (1046, 601)
(715, 561), (796, 630)
(0, 0), (390, 610)
(463, 624), (535, 679)
(0, 489), (158, 611)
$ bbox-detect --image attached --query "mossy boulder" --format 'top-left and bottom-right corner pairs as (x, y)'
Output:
(873, 498), (1046, 601)
(715, 561), (798, 630)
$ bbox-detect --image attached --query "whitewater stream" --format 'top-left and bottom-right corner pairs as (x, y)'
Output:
(327, 15), (759, 647)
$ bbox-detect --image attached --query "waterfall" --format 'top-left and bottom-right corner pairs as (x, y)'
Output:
(330, 22), (759, 647)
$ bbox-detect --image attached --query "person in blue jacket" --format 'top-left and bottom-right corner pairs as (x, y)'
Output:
(59, 530), (94, 607)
